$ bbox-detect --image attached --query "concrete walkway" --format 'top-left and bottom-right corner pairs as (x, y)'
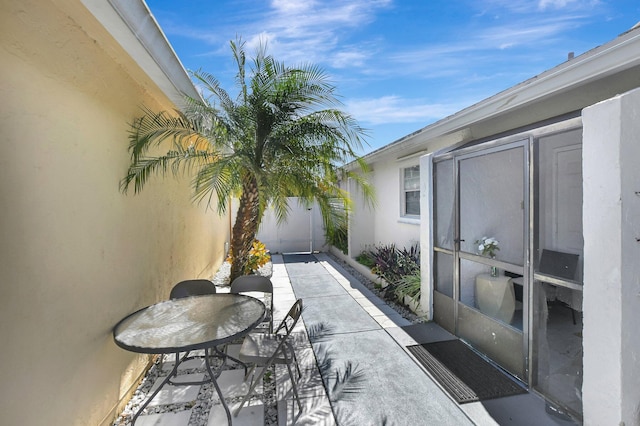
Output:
(279, 252), (473, 425)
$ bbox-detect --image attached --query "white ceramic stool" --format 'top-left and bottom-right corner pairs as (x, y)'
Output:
(475, 273), (515, 323)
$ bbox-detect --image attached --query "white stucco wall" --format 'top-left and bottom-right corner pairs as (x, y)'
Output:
(582, 87), (640, 425)
(348, 176), (376, 256)
(363, 158), (422, 252)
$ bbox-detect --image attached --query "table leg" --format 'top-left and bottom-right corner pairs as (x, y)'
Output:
(131, 353), (180, 425)
(205, 347), (233, 425)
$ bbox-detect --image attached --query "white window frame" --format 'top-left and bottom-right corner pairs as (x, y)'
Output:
(401, 165), (420, 218)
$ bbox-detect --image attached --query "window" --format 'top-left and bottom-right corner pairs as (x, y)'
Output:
(403, 165), (420, 216)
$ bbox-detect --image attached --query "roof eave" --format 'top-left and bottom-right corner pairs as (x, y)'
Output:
(355, 26), (640, 167)
(81, 0), (201, 108)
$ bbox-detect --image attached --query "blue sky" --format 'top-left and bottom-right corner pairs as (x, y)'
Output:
(145, 0), (638, 156)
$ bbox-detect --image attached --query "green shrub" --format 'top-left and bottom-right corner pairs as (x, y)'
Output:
(325, 199), (349, 254)
(369, 243), (419, 284)
(226, 239), (270, 275)
(394, 271), (421, 299)
(366, 243), (420, 301)
(356, 251), (375, 268)
(327, 223), (348, 254)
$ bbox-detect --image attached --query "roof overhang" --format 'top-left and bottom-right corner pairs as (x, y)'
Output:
(80, 0), (201, 107)
(355, 26), (640, 167)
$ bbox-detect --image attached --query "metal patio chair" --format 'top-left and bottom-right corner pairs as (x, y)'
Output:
(234, 298), (304, 416)
(169, 279), (217, 299)
(230, 275), (274, 334)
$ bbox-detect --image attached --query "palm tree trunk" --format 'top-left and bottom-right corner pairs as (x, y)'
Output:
(229, 175), (260, 282)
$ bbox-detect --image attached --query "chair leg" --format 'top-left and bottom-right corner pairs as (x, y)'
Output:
(234, 364), (268, 417)
(244, 363), (257, 383)
(284, 352), (303, 414)
(293, 351), (302, 379)
(286, 341), (302, 379)
(157, 354), (164, 372)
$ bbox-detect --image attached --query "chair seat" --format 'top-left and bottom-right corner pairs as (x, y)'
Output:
(239, 334), (289, 364)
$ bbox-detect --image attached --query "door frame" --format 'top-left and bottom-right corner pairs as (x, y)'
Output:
(430, 116), (583, 386)
(454, 139), (529, 379)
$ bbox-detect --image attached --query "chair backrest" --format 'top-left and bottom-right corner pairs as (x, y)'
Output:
(170, 279), (217, 299)
(230, 275), (273, 294)
(539, 249), (579, 280)
(231, 275), (274, 333)
(275, 298), (303, 338)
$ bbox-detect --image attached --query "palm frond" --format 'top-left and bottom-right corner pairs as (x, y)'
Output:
(120, 149), (213, 194)
(330, 362), (367, 402)
(230, 37), (248, 102)
(191, 155), (240, 213)
(128, 107), (203, 161)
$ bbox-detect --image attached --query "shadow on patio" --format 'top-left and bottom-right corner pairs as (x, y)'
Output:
(113, 253), (575, 426)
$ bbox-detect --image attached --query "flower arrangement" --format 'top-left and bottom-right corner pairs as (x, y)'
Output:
(475, 236), (500, 258)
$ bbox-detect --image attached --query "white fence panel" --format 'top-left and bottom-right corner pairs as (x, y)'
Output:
(232, 197), (327, 254)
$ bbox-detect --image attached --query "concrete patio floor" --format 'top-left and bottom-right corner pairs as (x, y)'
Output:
(114, 252), (578, 425)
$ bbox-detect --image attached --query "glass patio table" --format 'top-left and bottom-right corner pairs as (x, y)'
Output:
(113, 293), (266, 425)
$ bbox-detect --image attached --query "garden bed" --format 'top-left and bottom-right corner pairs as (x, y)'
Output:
(328, 248), (426, 323)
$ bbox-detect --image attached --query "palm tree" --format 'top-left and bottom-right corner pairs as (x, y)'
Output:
(121, 38), (374, 282)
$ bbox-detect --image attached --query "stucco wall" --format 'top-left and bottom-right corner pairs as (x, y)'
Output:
(0, 1), (228, 425)
(582, 87), (640, 425)
(348, 175), (376, 256)
(349, 157), (420, 257)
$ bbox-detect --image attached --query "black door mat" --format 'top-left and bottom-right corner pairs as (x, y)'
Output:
(407, 340), (527, 404)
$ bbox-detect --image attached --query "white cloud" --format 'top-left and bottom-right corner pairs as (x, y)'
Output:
(160, 0), (597, 82)
(478, 18), (581, 48)
(225, 0), (392, 65)
(346, 96), (461, 125)
(476, 0), (598, 14)
(538, 0), (585, 10)
(374, 10), (590, 81)
(271, 0), (315, 14)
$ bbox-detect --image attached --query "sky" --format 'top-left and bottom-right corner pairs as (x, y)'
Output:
(145, 0), (639, 156)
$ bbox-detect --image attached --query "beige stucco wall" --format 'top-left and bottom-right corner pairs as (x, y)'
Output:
(0, 1), (229, 425)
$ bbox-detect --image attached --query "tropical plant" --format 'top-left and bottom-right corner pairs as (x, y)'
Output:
(394, 270), (421, 299)
(120, 38), (374, 281)
(355, 251), (374, 268)
(325, 198), (349, 254)
(226, 239), (270, 275)
(327, 223), (348, 254)
(366, 243), (420, 299)
(369, 243), (419, 284)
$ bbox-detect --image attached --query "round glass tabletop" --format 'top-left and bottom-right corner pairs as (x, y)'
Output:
(113, 294), (266, 353)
